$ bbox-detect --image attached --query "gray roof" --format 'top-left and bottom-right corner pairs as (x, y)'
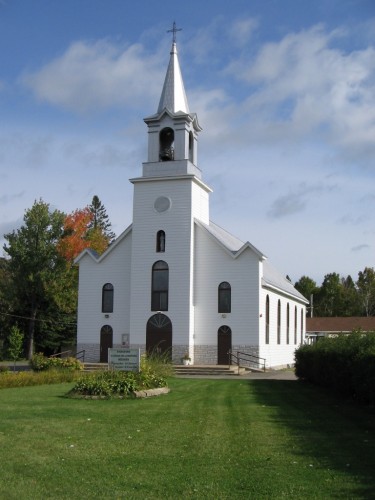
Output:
(262, 260), (308, 303)
(197, 219), (308, 303)
(201, 220), (247, 253)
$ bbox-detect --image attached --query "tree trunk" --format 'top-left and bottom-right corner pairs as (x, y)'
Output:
(27, 309), (37, 360)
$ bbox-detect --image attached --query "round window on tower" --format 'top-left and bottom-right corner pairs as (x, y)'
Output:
(154, 196), (171, 213)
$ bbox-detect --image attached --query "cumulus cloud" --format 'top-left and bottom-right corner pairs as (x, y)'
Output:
(223, 24), (375, 157)
(21, 40), (164, 113)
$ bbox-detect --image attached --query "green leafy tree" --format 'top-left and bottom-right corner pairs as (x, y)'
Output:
(294, 276), (318, 298)
(294, 275), (319, 314)
(3, 200), (68, 359)
(7, 324), (24, 371)
(357, 267), (375, 316)
(315, 272), (343, 317)
(340, 275), (361, 316)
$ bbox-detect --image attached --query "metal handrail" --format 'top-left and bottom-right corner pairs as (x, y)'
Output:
(76, 350), (85, 362)
(229, 350), (266, 373)
(49, 349), (85, 363)
(49, 350), (72, 358)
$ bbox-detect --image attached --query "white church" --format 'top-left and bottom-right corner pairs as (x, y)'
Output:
(75, 31), (308, 369)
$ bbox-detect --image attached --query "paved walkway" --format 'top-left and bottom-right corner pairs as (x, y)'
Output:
(176, 369), (298, 381)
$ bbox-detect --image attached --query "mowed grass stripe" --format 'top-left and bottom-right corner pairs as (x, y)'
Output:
(0, 378), (374, 499)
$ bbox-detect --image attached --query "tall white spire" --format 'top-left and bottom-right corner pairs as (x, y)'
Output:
(157, 39), (190, 114)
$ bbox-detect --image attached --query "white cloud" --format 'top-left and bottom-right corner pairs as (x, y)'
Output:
(226, 18), (258, 47)
(21, 40), (165, 113)
(223, 25), (375, 159)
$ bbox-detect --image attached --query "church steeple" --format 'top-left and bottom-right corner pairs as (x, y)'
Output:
(142, 24), (202, 179)
(157, 39), (190, 115)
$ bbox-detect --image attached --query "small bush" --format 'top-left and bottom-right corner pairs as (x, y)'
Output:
(30, 353), (83, 372)
(68, 369), (167, 399)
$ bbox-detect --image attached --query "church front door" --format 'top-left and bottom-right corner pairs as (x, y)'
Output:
(217, 325), (232, 364)
(146, 314), (172, 360)
(100, 325), (113, 362)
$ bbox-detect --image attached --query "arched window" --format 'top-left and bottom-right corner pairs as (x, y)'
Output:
(189, 131), (194, 162)
(159, 127), (174, 161)
(277, 300), (281, 344)
(265, 295), (270, 344)
(286, 303), (290, 345)
(151, 261), (169, 311)
(294, 306), (298, 344)
(218, 282), (231, 313)
(102, 283), (114, 313)
(156, 230), (166, 252)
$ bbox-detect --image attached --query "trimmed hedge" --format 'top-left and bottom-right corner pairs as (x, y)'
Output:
(295, 330), (375, 405)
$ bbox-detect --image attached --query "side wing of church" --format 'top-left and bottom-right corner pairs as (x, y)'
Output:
(75, 35), (308, 369)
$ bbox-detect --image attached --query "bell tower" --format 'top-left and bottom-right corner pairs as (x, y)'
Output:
(129, 24), (212, 363)
(142, 24), (202, 179)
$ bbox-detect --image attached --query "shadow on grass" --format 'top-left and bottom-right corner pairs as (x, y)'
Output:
(248, 379), (375, 498)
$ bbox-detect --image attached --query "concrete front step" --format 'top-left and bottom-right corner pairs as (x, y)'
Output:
(83, 362), (109, 372)
(173, 365), (247, 376)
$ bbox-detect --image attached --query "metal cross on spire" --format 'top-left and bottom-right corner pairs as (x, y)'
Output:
(167, 21), (182, 43)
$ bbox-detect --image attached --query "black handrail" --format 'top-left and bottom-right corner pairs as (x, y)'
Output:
(49, 349), (85, 363)
(76, 350), (85, 362)
(229, 350), (266, 372)
(50, 350), (72, 358)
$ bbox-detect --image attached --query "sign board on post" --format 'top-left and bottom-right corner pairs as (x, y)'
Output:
(108, 348), (140, 372)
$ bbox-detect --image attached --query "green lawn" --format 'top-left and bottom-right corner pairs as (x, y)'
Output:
(0, 378), (374, 499)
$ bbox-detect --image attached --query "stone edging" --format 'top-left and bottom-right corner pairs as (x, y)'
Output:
(134, 387), (170, 398)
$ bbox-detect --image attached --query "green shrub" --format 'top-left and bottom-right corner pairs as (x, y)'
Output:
(295, 331), (375, 404)
(69, 369), (167, 398)
(30, 353), (83, 372)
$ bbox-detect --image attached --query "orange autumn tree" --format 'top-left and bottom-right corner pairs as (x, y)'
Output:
(58, 199), (114, 262)
(58, 207), (93, 262)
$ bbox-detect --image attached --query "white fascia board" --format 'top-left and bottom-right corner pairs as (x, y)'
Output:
(144, 109), (202, 132)
(262, 279), (309, 305)
(130, 175), (213, 194)
(74, 224), (132, 265)
(233, 241), (266, 261)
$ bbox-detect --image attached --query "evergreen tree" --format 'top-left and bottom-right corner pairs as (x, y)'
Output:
(88, 195), (116, 244)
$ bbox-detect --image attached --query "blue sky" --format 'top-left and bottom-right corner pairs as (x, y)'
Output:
(0, 0), (374, 285)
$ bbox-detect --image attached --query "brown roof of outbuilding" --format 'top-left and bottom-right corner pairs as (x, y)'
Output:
(306, 316), (375, 333)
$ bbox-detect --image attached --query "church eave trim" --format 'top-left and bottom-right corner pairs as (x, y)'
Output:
(130, 175), (213, 193)
(195, 220), (265, 260)
(74, 223), (133, 265)
(144, 109), (202, 131)
(262, 279), (309, 305)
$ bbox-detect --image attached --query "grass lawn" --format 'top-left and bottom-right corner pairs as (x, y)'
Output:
(0, 378), (374, 499)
